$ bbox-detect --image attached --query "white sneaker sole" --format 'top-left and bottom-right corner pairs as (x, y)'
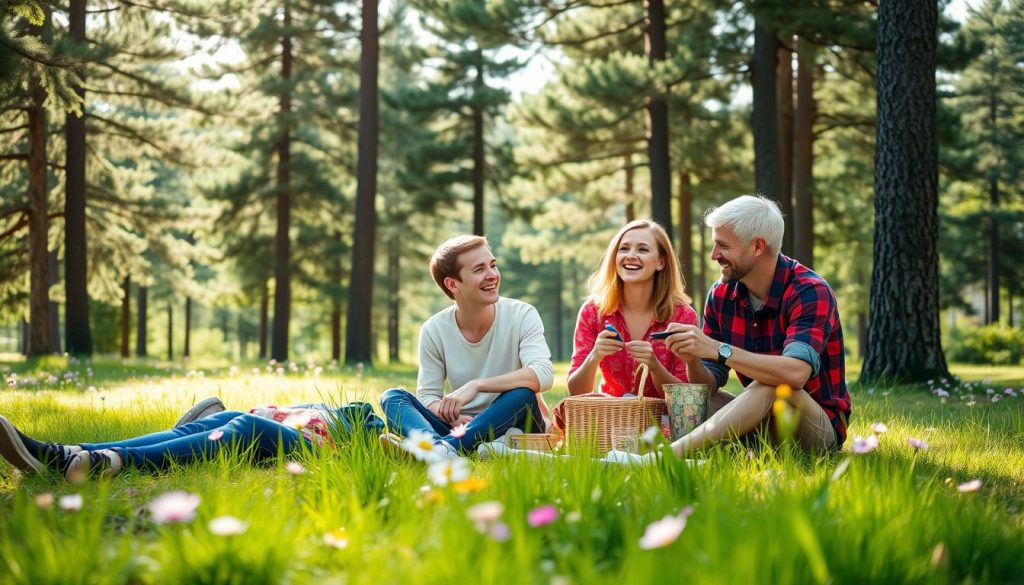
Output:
(0, 415), (45, 473)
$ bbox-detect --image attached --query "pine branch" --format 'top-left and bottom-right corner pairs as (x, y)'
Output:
(0, 125), (29, 135)
(0, 154), (28, 161)
(88, 114), (194, 167)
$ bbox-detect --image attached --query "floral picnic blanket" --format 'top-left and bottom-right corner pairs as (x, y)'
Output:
(248, 405), (334, 447)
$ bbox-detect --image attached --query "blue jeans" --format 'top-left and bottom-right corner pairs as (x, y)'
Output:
(80, 411), (307, 470)
(380, 387), (542, 453)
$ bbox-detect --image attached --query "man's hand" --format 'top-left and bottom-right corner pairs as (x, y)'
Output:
(590, 329), (624, 362)
(665, 323), (719, 362)
(625, 340), (657, 368)
(438, 381), (479, 424)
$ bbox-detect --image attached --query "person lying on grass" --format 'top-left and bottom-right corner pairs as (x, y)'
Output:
(0, 400), (382, 481)
(567, 219), (698, 397)
(663, 195), (852, 456)
(379, 235), (554, 458)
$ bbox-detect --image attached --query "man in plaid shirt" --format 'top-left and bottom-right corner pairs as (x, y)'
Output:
(664, 195), (851, 455)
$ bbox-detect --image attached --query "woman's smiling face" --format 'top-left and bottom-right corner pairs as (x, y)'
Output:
(615, 228), (664, 285)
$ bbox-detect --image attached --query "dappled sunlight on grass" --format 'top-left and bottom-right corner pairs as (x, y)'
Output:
(0, 358), (1022, 582)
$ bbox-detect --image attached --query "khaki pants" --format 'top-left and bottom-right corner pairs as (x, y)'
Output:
(675, 381), (837, 456)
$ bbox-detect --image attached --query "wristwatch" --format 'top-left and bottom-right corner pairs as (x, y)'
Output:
(717, 343), (733, 365)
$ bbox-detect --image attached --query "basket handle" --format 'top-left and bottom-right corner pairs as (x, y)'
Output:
(636, 362), (651, 398)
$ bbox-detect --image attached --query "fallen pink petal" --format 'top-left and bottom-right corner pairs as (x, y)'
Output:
(527, 505), (559, 527)
(149, 491), (201, 524)
(850, 435), (879, 455)
(638, 512), (688, 550)
(907, 438), (929, 450)
(450, 423), (468, 438)
(957, 479), (982, 493)
(208, 429), (224, 441)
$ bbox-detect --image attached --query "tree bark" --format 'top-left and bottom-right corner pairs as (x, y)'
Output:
(259, 278), (268, 359)
(862, 0), (948, 383)
(48, 250), (60, 353)
(645, 0), (672, 236)
(752, 22), (781, 205)
(987, 87), (999, 324)
(27, 64), (49, 357)
(776, 39), (794, 254)
(136, 285), (147, 357)
(472, 56), (485, 236)
(697, 222), (707, 315)
(65, 0), (91, 355)
(120, 276), (130, 358)
(677, 171), (694, 295)
(183, 296), (192, 359)
(793, 38), (816, 267)
(271, 6), (293, 362)
(387, 236), (400, 362)
(553, 261), (564, 361)
(331, 232), (343, 362)
(166, 303), (173, 361)
(624, 153), (635, 222)
(345, 0), (379, 365)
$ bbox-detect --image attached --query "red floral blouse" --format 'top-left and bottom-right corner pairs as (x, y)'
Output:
(569, 300), (698, 398)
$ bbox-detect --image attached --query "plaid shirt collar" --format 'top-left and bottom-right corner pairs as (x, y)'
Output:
(725, 254), (793, 312)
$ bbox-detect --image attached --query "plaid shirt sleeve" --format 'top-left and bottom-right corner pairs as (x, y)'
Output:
(700, 286), (731, 389)
(783, 282), (837, 377)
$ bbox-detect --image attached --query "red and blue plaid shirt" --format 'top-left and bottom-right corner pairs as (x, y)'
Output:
(702, 254), (851, 445)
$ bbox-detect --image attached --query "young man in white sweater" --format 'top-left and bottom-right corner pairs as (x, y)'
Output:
(380, 235), (554, 456)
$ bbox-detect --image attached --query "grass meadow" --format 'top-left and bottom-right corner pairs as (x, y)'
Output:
(0, 356), (1022, 584)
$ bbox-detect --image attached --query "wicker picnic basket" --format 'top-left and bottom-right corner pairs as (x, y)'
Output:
(557, 364), (667, 454)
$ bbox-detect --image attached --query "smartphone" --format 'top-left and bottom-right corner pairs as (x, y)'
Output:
(603, 323), (622, 341)
(649, 330), (673, 340)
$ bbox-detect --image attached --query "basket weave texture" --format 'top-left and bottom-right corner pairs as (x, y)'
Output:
(557, 364), (666, 454)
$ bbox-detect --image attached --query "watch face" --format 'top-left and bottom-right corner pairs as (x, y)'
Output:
(719, 344), (732, 362)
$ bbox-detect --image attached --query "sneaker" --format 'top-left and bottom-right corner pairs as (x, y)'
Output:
(497, 427), (524, 446)
(0, 415), (79, 473)
(378, 432), (412, 461)
(64, 449), (122, 482)
(173, 397), (226, 428)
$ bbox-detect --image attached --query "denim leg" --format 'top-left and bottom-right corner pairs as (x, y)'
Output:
(93, 413), (306, 471)
(444, 388), (542, 452)
(380, 388), (450, 440)
(80, 411), (248, 450)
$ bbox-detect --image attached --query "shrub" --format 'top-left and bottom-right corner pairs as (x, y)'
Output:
(946, 324), (1024, 365)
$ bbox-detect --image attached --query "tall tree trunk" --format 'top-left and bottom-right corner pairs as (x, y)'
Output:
(858, 311), (867, 360)
(624, 153), (635, 222)
(183, 297), (192, 359)
(793, 39), (816, 267)
(19, 319), (27, 355)
(345, 0), (379, 365)
(987, 88), (999, 324)
(553, 262), (564, 361)
(259, 279), (269, 359)
(331, 231), (343, 362)
(677, 171), (694, 296)
(776, 38), (794, 254)
(47, 250), (60, 353)
(27, 61), (49, 357)
(862, 0), (948, 383)
(166, 303), (173, 361)
(271, 7), (293, 362)
(387, 236), (400, 362)
(752, 21), (781, 204)
(65, 0), (91, 355)
(120, 276), (130, 358)
(136, 285), (147, 357)
(645, 0), (672, 236)
(472, 57), (485, 236)
(697, 223), (707, 315)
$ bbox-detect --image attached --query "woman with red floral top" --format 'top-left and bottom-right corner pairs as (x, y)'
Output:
(567, 220), (698, 398)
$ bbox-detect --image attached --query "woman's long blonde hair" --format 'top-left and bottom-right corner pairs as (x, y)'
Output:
(588, 220), (691, 322)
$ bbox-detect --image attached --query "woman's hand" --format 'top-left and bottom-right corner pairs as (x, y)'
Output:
(589, 329), (624, 362)
(625, 341), (657, 368)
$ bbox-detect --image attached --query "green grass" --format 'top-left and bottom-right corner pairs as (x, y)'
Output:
(1, 357), (1023, 584)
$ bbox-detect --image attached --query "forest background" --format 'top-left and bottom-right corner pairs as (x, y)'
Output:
(1, 0), (1022, 383)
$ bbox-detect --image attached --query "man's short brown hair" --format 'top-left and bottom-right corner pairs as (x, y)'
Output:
(430, 235), (490, 299)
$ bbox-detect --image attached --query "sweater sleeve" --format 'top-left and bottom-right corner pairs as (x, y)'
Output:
(415, 321), (446, 408)
(519, 304), (554, 392)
